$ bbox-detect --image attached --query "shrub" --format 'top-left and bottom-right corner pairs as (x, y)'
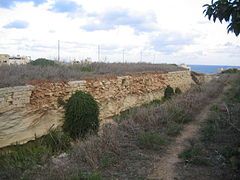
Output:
(70, 171), (102, 180)
(100, 152), (117, 168)
(164, 85), (174, 100)
(30, 58), (57, 66)
(166, 122), (182, 136)
(179, 143), (209, 165)
(221, 68), (239, 74)
(138, 132), (166, 150)
(175, 87), (182, 94)
(63, 91), (100, 139)
(42, 130), (72, 153)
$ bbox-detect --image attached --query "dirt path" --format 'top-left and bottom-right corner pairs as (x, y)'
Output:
(148, 95), (223, 180)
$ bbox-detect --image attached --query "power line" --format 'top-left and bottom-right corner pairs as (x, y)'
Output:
(58, 40), (60, 62)
(98, 45), (100, 62)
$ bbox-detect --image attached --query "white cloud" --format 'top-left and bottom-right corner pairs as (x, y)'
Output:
(0, 0), (239, 65)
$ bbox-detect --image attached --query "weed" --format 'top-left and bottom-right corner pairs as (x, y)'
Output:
(100, 152), (117, 168)
(0, 63), (183, 88)
(143, 99), (162, 107)
(0, 130), (71, 179)
(70, 171), (102, 180)
(166, 122), (183, 136)
(209, 104), (220, 112)
(201, 118), (218, 142)
(175, 87), (182, 94)
(138, 132), (166, 150)
(80, 66), (93, 72)
(179, 143), (209, 166)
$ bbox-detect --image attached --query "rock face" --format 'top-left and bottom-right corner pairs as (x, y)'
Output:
(0, 71), (195, 148)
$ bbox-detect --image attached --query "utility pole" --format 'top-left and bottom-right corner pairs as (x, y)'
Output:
(58, 40), (60, 62)
(122, 49), (125, 63)
(98, 45), (100, 62)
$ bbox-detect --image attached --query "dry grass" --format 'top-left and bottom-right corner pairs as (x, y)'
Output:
(65, 75), (229, 179)
(0, 62), (183, 88)
(3, 74), (232, 179)
(177, 73), (240, 180)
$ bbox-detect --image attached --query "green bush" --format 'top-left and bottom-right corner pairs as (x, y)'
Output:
(138, 132), (166, 150)
(221, 68), (239, 74)
(30, 58), (57, 66)
(166, 122), (182, 136)
(179, 143), (209, 166)
(42, 130), (72, 153)
(164, 85), (174, 100)
(175, 87), (182, 94)
(63, 91), (100, 139)
(70, 171), (102, 180)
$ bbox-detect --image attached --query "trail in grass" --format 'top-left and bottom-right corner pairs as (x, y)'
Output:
(148, 93), (224, 180)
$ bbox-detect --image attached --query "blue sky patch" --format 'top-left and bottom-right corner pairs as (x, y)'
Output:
(3, 20), (29, 29)
(50, 0), (82, 13)
(0, 0), (47, 8)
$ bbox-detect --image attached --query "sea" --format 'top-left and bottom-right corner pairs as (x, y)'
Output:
(188, 65), (240, 74)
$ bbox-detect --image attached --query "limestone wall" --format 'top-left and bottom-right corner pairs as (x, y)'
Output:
(0, 70), (194, 148)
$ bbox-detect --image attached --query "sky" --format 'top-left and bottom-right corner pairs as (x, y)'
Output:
(0, 0), (239, 65)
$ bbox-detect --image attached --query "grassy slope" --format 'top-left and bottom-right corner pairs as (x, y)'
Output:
(177, 73), (240, 180)
(0, 73), (235, 180)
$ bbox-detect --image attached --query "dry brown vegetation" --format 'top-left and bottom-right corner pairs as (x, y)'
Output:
(0, 62), (183, 88)
(177, 73), (240, 180)
(17, 74), (231, 179)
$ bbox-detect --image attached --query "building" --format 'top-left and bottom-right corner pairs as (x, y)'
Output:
(179, 63), (191, 71)
(0, 54), (10, 64)
(0, 54), (31, 65)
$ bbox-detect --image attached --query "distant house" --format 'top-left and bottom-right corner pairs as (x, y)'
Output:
(179, 63), (191, 71)
(0, 54), (31, 65)
(0, 54), (10, 64)
(72, 57), (92, 64)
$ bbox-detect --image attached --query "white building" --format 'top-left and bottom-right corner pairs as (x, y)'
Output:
(179, 63), (191, 71)
(0, 54), (31, 65)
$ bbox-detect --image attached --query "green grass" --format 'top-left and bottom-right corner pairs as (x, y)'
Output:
(178, 144), (210, 166)
(100, 152), (117, 168)
(201, 118), (218, 141)
(80, 65), (93, 72)
(166, 122), (183, 136)
(113, 99), (162, 122)
(168, 106), (192, 124)
(0, 130), (71, 179)
(70, 171), (102, 180)
(138, 132), (167, 150)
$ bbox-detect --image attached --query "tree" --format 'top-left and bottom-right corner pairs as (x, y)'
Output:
(203, 0), (240, 36)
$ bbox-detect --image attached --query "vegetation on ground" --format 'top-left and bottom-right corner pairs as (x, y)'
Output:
(0, 73), (232, 179)
(0, 130), (71, 180)
(177, 72), (240, 179)
(221, 68), (239, 74)
(0, 62), (184, 88)
(138, 132), (167, 150)
(29, 58), (59, 66)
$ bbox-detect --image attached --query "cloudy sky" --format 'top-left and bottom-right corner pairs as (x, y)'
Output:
(0, 0), (239, 65)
